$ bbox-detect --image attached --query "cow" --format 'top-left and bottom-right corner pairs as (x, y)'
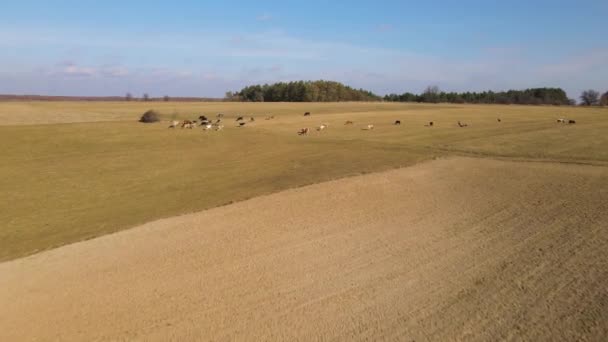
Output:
(568, 119), (576, 124)
(344, 120), (354, 125)
(497, 118), (502, 122)
(250, 117), (255, 122)
(458, 121), (468, 127)
(217, 113), (224, 118)
(557, 118), (566, 123)
(238, 122), (246, 127)
(236, 116), (244, 121)
(425, 121), (434, 127)
(304, 112), (311, 116)
(316, 124), (327, 131)
(265, 115), (275, 120)
(214, 125), (224, 131)
(298, 128), (309, 135)
(168, 120), (180, 128)
(181, 120), (196, 129)
(394, 120), (401, 125)
(199, 115), (208, 122)
(364, 124), (374, 130)
(202, 124), (213, 130)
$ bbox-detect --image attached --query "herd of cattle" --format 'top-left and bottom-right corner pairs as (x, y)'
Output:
(168, 112), (282, 131)
(163, 111), (577, 135)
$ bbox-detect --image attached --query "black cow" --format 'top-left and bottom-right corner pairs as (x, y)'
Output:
(304, 112), (311, 116)
(236, 116), (244, 121)
(394, 120), (401, 125)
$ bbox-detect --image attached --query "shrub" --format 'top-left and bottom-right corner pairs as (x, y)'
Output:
(139, 110), (160, 123)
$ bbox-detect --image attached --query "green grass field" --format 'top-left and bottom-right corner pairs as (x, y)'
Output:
(1, 101), (607, 261)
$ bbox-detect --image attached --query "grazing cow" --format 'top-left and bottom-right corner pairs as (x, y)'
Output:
(364, 124), (374, 130)
(304, 112), (311, 116)
(168, 120), (180, 128)
(202, 124), (213, 130)
(497, 118), (502, 122)
(250, 117), (255, 122)
(181, 120), (196, 129)
(265, 115), (275, 120)
(236, 116), (244, 121)
(215, 125), (224, 131)
(394, 120), (401, 125)
(568, 119), (576, 124)
(425, 121), (434, 127)
(298, 128), (309, 135)
(217, 113), (224, 118)
(215, 119), (221, 124)
(344, 120), (354, 125)
(457, 121), (468, 127)
(238, 122), (246, 127)
(199, 115), (208, 122)
(316, 124), (327, 131)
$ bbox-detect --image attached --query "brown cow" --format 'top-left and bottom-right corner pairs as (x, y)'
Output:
(181, 120), (195, 129)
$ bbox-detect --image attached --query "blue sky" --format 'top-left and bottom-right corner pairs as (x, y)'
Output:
(1, 0), (606, 98)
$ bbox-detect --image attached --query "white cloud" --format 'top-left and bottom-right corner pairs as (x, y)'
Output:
(0, 28), (607, 97)
(52, 62), (97, 77)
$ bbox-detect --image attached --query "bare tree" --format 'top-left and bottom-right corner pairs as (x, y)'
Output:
(422, 85), (440, 103)
(580, 89), (599, 106)
(143, 93), (150, 102)
(125, 92), (133, 101)
(600, 91), (608, 106)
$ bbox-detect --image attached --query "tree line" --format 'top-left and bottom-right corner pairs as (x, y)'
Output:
(125, 93), (169, 102)
(384, 86), (575, 105)
(386, 86), (608, 106)
(227, 80), (381, 102)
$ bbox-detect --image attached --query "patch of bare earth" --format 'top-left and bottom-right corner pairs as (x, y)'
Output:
(1, 157), (607, 341)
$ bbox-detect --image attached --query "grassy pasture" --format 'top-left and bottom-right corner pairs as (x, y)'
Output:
(1, 101), (607, 261)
